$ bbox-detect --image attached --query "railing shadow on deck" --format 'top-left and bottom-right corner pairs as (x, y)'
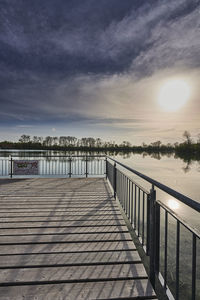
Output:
(0, 178), (150, 299)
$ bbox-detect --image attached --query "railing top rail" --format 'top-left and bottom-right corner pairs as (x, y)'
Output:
(116, 167), (149, 195)
(107, 156), (200, 213)
(7, 155), (106, 158)
(157, 200), (200, 238)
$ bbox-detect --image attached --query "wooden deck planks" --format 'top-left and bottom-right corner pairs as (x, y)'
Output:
(0, 241), (136, 255)
(0, 225), (128, 234)
(0, 178), (156, 299)
(0, 280), (156, 300)
(0, 251), (141, 268)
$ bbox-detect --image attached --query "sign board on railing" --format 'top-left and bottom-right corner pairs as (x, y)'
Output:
(13, 160), (39, 175)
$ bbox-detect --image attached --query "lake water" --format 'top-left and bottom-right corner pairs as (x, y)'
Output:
(0, 149), (199, 299)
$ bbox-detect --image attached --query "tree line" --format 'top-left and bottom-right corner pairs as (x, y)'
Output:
(0, 131), (200, 157)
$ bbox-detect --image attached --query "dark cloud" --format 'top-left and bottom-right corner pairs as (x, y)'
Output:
(1, 0), (198, 77)
(0, 0), (199, 138)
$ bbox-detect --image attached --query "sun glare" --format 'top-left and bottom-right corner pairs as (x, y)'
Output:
(158, 79), (190, 111)
(168, 199), (180, 210)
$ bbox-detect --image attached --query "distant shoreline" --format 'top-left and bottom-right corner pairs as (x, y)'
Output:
(0, 142), (200, 161)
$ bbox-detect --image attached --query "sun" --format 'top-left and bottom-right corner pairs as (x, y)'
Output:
(158, 79), (190, 111)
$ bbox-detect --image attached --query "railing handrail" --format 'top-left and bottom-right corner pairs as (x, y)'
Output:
(107, 156), (200, 213)
(157, 200), (200, 239)
(6, 155), (106, 158)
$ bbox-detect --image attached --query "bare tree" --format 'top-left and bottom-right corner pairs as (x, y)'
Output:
(44, 136), (53, 147)
(19, 135), (31, 143)
(33, 136), (39, 143)
(183, 131), (192, 144)
(197, 134), (200, 144)
(151, 141), (162, 148)
(96, 138), (102, 147)
(53, 137), (58, 145)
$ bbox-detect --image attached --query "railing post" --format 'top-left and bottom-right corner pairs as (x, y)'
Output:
(146, 193), (150, 255)
(149, 184), (157, 289)
(105, 157), (108, 179)
(113, 162), (117, 199)
(85, 156), (88, 178)
(68, 157), (72, 178)
(155, 201), (160, 275)
(10, 156), (13, 179)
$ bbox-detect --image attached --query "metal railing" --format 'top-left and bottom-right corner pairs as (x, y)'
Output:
(0, 155), (106, 178)
(106, 157), (200, 300)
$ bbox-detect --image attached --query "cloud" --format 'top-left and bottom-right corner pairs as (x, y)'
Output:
(0, 0), (200, 143)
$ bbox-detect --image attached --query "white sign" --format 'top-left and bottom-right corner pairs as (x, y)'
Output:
(13, 160), (39, 175)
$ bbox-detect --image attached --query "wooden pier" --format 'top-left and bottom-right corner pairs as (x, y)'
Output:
(0, 178), (157, 299)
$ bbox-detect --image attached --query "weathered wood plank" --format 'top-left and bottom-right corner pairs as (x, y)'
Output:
(0, 241), (136, 255)
(0, 211), (121, 217)
(0, 218), (125, 225)
(0, 232), (132, 244)
(0, 213), (124, 220)
(0, 279), (157, 300)
(0, 225), (128, 235)
(0, 250), (141, 267)
(0, 207), (120, 212)
(0, 263), (147, 284)
(0, 203), (118, 208)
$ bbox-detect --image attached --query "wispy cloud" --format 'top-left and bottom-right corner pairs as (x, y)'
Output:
(0, 0), (199, 142)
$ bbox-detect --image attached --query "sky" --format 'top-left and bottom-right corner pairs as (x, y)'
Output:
(0, 0), (200, 145)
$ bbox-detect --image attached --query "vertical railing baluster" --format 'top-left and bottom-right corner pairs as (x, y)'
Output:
(149, 185), (156, 288)
(146, 193), (150, 256)
(138, 188), (140, 236)
(192, 233), (196, 300)
(131, 182), (134, 225)
(123, 175), (126, 210)
(10, 156), (13, 179)
(125, 177), (128, 213)
(128, 180), (131, 220)
(176, 220), (180, 300)
(164, 211), (168, 289)
(120, 172), (122, 203)
(134, 185), (137, 229)
(123, 175), (125, 208)
(113, 162), (116, 199)
(155, 201), (160, 275)
(85, 156), (88, 178)
(122, 174), (124, 207)
(105, 158), (108, 179)
(142, 191), (145, 245)
(69, 157), (72, 178)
